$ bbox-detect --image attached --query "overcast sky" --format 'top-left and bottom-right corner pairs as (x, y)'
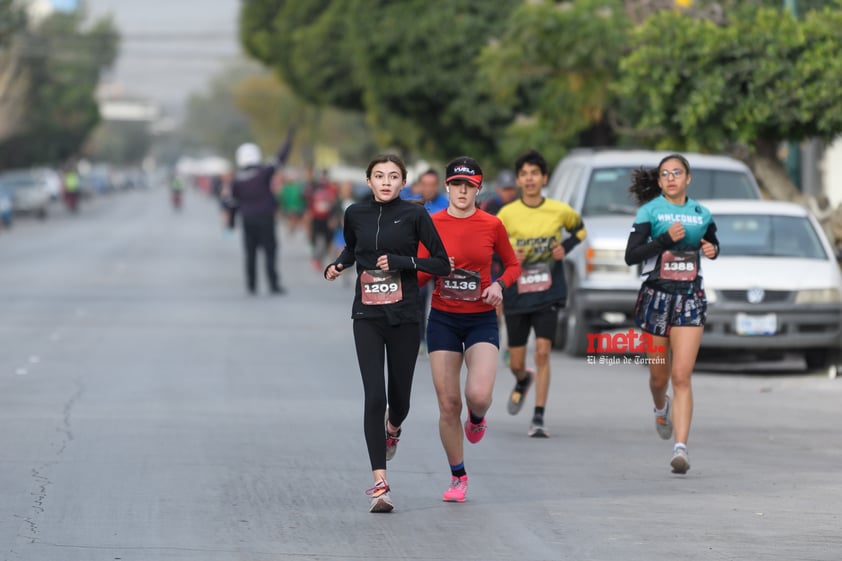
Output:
(85, 0), (243, 112)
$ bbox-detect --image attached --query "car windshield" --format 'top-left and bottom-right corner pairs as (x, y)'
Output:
(582, 167), (758, 216)
(0, 174), (38, 190)
(715, 214), (829, 260)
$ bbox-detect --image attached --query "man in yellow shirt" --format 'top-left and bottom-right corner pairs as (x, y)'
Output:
(496, 149), (587, 437)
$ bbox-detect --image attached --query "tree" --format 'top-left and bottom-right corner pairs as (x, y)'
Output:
(178, 62), (376, 168)
(0, 0), (24, 43)
(0, 9), (118, 169)
(345, 0), (521, 164)
(240, 0), (362, 111)
(240, 0), (520, 165)
(232, 72), (375, 167)
(239, 0), (841, 180)
(478, 0), (630, 167)
(614, 4), (842, 201)
(0, 0), (28, 143)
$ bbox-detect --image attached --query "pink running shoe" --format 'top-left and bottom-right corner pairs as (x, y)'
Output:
(464, 412), (487, 444)
(442, 475), (468, 503)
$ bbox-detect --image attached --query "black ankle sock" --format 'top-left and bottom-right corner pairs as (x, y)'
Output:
(450, 462), (467, 478)
(534, 406), (545, 418)
(469, 410), (484, 424)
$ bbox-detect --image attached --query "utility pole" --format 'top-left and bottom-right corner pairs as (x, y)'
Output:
(783, 0), (802, 192)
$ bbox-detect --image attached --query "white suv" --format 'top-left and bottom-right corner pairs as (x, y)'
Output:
(545, 150), (763, 355)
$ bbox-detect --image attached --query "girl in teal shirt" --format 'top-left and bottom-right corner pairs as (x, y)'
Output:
(624, 153), (720, 475)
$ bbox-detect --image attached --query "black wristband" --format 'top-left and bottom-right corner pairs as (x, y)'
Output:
(495, 279), (506, 290)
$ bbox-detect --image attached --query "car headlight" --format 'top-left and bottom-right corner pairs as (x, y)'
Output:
(795, 288), (842, 303)
(704, 287), (718, 304)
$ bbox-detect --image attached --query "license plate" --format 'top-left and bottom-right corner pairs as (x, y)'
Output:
(735, 313), (777, 336)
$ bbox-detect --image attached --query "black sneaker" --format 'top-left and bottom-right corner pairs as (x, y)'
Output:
(507, 369), (534, 416)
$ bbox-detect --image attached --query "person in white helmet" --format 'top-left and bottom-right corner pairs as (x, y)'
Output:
(230, 128), (295, 295)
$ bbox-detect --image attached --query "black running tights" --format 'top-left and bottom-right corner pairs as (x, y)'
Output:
(353, 319), (421, 471)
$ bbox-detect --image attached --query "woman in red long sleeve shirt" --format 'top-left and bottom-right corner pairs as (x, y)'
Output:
(418, 156), (521, 503)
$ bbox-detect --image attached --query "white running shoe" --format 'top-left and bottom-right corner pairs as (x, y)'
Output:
(527, 415), (548, 438)
(670, 446), (690, 474)
(655, 396), (673, 440)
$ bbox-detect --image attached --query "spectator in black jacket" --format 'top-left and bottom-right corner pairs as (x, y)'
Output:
(230, 128), (294, 295)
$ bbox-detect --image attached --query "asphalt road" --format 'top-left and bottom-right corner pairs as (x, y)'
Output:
(0, 188), (840, 561)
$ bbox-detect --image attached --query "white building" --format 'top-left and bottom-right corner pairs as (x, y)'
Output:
(823, 139), (842, 208)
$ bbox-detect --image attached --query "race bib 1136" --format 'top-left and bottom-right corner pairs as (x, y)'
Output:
(440, 268), (481, 301)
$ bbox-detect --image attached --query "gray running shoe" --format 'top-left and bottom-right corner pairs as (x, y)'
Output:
(655, 396), (673, 440)
(366, 480), (394, 513)
(507, 369), (534, 416)
(527, 415), (548, 438)
(670, 446), (690, 474)
(385, 410), (400, 461)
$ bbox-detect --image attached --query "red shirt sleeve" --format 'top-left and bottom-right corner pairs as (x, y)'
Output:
(494, 219), (521, 290)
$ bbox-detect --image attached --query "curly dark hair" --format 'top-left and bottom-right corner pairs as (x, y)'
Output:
(629, 153), (690, 205)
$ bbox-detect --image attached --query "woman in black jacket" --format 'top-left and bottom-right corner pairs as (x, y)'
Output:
(325, 154), (450, 513)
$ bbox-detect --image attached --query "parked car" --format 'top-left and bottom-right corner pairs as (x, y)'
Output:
(700, 200), (842, 372)
(0, 170), (52, 219)
(0, 186), (12, 227)
(545, 149), (763, 355)
(32, 167), (63, 200)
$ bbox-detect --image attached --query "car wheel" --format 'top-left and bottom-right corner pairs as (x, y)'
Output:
(564, 277), (589, 357)
(805, 349), (841, 376)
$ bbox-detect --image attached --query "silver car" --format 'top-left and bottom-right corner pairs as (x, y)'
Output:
(0, 186), (12, 227)
(0, 170), (51, 219)
(700, 200), (842, 373)
(545, 149), (763, 355)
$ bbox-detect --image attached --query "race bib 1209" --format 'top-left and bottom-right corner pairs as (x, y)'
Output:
(360, 270), (403, 305)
